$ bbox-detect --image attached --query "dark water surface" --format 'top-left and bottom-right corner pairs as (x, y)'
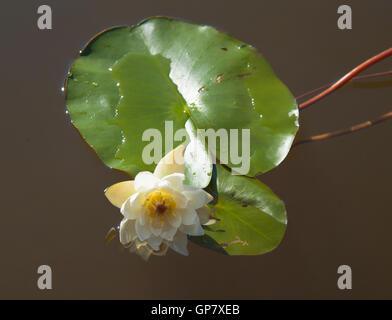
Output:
(0, 0), (391, 298)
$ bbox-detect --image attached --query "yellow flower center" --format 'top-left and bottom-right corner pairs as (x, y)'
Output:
(143, 189), (176, 221)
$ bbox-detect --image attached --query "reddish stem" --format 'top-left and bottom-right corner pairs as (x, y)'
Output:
(296, 70), (392, 100)
(299, 48), (392, 110)
(294, 111), (392, 146)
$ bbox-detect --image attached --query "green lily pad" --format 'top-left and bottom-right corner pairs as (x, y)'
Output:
(191, 164), (287, 255)
(65, 16), (298, 177)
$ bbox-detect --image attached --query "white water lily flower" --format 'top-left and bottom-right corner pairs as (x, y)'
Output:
(104, 145), (214, 260)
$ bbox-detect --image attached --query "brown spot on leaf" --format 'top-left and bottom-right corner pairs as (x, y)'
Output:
(237, 73), (252, 79)
(221, 47), (228, 51)
(219, 235), (249, 248)
(198, 86), (206, 93)
(216, 73), (224, 83)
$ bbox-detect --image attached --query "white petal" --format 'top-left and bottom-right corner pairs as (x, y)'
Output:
(169, 189), (188, 209)
(154, 145), (185, 178)
(177, 207), (197, 225)
(169, 231), (189, 256)
(161, 173), (185, 191)
(196, 205), (211, 225)
(147, 236), (163, 251)
(167, 212), (182, 228)
(160, 223), (178, 241)
(104, 180), (135, 208)
(183, 186), (213, 209)
(134, 172), (160, 191)
(120, 192), (143, 219)
(149, 218), (164, 237)
(119, 219), (137, 244)
(135, 218), (151, 241)
(138, 208), (148, 226)
(158, 186), (188, 209)
(179, 217), (204, 236)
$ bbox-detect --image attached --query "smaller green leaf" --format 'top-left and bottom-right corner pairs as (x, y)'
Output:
(191, 164), (287, 255)
(217, 165), (286, 225)
(184, 119), (213, 188)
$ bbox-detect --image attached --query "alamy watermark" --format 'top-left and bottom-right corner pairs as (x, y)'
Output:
(37, 5), (52, 30)
(142, 121), (251, 175)
(337, 5), (352, 30)
(37, 265), (52, 290)
(337, 264), (352, 290)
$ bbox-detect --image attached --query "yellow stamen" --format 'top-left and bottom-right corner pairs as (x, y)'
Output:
(143, 189), (176, 221)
